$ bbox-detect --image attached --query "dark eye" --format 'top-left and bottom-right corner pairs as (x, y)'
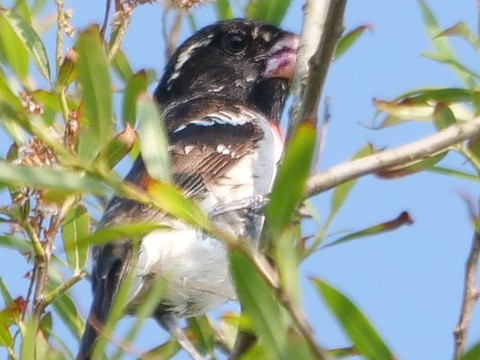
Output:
(222, 33), (249, 55)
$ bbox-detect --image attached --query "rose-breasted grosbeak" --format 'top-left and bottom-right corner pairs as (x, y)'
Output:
(77, 19), (298, 359)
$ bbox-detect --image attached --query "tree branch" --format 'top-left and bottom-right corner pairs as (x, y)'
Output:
(288, 0), (347, 134)
(453, 202), (480, 359)
(305, 118), (480, 199)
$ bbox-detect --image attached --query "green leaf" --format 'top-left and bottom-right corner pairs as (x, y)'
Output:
(230, 251), (289, 360)
(334, 25), (372, 60)
(49, 291), (84, 339)
(422, 52), (480, 81)
(266, 123), (315, 241)
(312, 278), (394, 360)
(375, 152), (447, 179)
(330, 145), (372, 218)
(0, 8), (50, 81)
(0, 277), (13, 305)
(61, 205), (90, 270)
(187, 316), (215, 356)
(437, 22), (480, 52)
(57, 49), (77, 87)
(0, 161), (109, 195)
(141, 339), (180, 360)
(111, 48), (133, 83)
(136, 94), (171, 182)
(433, 103), (457, 130)
(322, 211), (413, 249)
(214, 0), (233, 19)
(460, 341), (480, 360)
(246, 0), (291, 26)
(0, 12), (28, 81)
(0, 235), (33, 253)
(122, 71), (147, 127)
(79, 222), (169, 247)
(20, 317), (37, 359)
(418, 0), (474, 86)
(94, 124), (137, 170)
(76, 25), (114, 156)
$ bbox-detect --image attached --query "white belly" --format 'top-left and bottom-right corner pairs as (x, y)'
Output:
(129, 122), (283, 317)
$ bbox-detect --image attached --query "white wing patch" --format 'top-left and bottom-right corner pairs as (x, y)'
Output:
(172, 109), (258, 134)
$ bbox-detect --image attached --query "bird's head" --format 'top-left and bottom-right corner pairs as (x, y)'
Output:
(154, 19), (298, 122)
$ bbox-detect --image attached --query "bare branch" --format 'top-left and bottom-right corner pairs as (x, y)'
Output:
(453, 202), (480, 359)
(288, 0), (347, 135)
(305, 118), (480, 198)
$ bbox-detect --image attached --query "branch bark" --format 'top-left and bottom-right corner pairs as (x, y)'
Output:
(288, 0), (347, 134)
(453, 204), (480, 359)
(305, 117), (480, 199)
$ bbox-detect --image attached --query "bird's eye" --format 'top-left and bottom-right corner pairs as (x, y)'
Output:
(222, 33), (248, 55)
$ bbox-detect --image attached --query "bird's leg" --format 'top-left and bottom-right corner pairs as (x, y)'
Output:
(156, 313), (204, 360)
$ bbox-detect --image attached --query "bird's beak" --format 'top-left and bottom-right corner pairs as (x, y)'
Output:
(263, 33), (299, 82)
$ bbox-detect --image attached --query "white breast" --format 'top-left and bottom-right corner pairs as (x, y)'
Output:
(130, 118), (283, 317)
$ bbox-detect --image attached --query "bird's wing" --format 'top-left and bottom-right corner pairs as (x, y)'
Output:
(77, 103), (266, 359)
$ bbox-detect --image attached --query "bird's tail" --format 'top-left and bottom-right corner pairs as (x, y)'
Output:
(76, 272), (116, 360)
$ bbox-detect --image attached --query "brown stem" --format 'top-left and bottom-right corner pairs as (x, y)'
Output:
(453, 207), (480, 358)
(305, 117), (480, 199)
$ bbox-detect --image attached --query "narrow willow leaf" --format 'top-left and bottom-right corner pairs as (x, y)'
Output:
(374, 98), (435, 121)
(312, 278), (394, 360)
(13, 0), (33, 25)
(39, 313), (53, 341)
(147, 181), (211, 229)
(122, 71), (147, 126)
(0, 277), (13, 304)
(438, 22), (480, 52)
(375, 152), (447, 179)
(422, 52), (480, 80)
(230, 251), (289, 360)
(429, 166), (480, 182)
(334, 24), (372, 60)
(111, 48), (133, 83)
(0, 8), (50, 80)
(110, 279), (167, 360)
(246, 0), (291, 26)
(20, 317), (36, 359)
(57, 48), (77, 87)
(79, 223), (168, 248)
(141, 339), (180, 360)
(76, 26), (113, 153)
(330, 145), (372, 218)
(0, 235), (33, 253)
(433, 103), (457, 130)
(0, 324), (13, 348)
(0, 161), (109, 195)
(266, 123), (315, 240)
(0, 12), (28, 80)
(214, 0), (233, 19)
(187, 316), (215, 356)
(460, 342), (480, 360)
(61, 205), (90, 270)
(49, 291), (84, 339)
(136, 94), (171, 182)
(94, 124), (137, 170)
(418, 0), (473, 86)
(322, 211), (413, 249)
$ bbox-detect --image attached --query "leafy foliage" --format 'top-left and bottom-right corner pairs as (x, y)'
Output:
(0, 0), (478, 359)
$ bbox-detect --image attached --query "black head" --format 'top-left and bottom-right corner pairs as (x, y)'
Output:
(154, 19), (298, 122)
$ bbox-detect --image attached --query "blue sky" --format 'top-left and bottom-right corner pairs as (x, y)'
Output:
(1, 1), (479, 359)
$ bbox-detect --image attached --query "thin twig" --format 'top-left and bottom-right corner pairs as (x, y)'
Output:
(453, 200), (480, 358)
(305, 117), (480, 199)
(288, 0), (347, 135)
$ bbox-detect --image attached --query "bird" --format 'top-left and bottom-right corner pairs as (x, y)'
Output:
(77, 18), (298, 359)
